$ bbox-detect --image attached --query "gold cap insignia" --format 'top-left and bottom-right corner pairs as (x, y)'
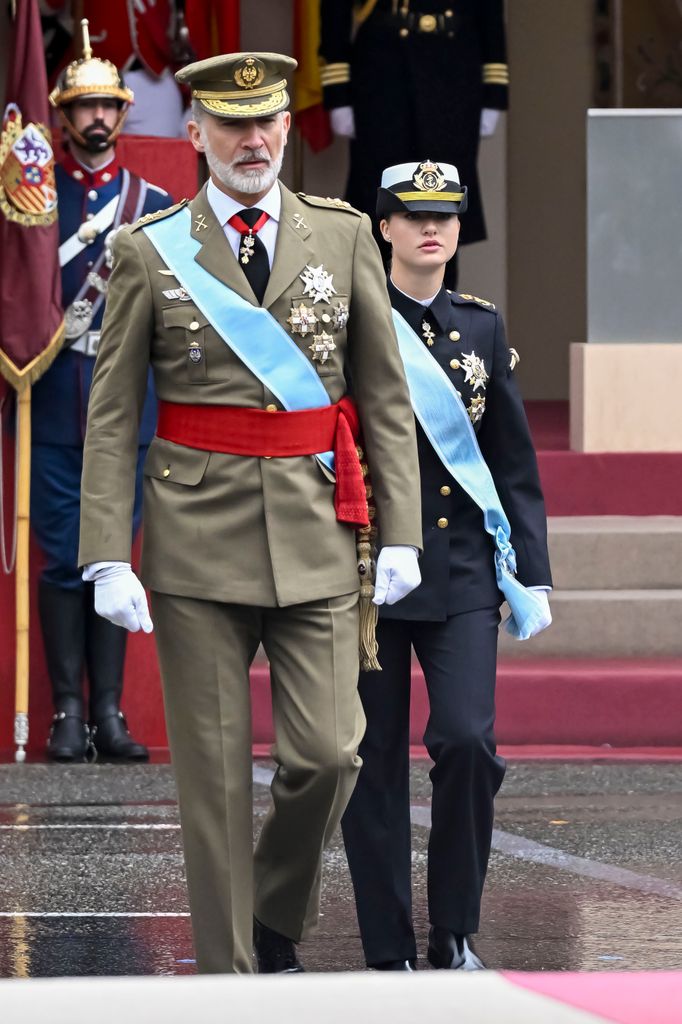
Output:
(412, 160), (446, 193)
(234, 56), (266, 91)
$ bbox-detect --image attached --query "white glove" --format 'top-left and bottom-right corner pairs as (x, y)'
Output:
(373, 545), (421, 606)
(525, 588), (552, 638)
(330, 106), (355, 139)
(83, 561), (154, 633)
(480, 108), (500, 138)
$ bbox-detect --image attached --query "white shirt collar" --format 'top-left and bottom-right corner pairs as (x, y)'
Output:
(206, 177), (281, 228)
(390, 276), (441, 308)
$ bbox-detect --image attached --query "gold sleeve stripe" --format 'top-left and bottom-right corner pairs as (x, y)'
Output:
(483, 63), (509, 69)
(320, 62), (350, 72)
(320, 70), (351, 81)
(483, 74), (509, 84)
(395, 190), (465, 202)
(320, 71), (351, 85)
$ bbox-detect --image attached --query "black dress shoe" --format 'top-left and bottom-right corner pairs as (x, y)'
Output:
(370, 959), (417, 971)
(90, 712), (149, 761)
(253, 918), (304, 973)
(47, 713), (91, 762)
(427, 927), (485, 970)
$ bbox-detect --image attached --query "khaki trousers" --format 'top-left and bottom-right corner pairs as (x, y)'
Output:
(151, 591), (364, 974)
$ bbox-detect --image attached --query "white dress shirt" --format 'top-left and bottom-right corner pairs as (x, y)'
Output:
(206, 177), (281, 268)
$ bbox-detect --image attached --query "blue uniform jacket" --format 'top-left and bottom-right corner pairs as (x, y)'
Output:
(381, 280), (552, 621)
(32, 152), (172, 446)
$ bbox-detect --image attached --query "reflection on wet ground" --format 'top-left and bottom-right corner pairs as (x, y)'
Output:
(0, 761), (680, 977)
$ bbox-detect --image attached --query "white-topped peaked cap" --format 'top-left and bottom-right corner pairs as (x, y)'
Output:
(377, 159), (468, 218)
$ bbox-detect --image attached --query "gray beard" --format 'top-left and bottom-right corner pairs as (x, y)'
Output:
(204, 144), (283, 195)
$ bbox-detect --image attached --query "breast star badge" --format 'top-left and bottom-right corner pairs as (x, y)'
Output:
(287, 303), (318, 336)
(421, 319), (436, 346)
(300, 264), (337, 304)
(309, 331), (336, 364)
(460, 351), (488, 391)
(468, 395), (486, 424)
(332, 301), (349, 330)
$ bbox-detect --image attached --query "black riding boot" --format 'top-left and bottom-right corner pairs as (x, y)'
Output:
(39, 580), (91, 762)
(85, 585), (149, 761)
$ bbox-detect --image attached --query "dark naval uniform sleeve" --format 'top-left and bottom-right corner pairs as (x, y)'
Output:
(476, 312), (550, 587)
(477, 0), (509, 110)
(319, 0), (353, 108)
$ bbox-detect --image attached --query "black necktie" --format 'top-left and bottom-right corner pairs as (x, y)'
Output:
(229, 207), (270, 304)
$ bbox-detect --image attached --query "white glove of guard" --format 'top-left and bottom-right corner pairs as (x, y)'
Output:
(330, 106), (356, 139)
(84, 561), (154, 633)
(373, 545), (421, 606)
(479, 108), (500, 138)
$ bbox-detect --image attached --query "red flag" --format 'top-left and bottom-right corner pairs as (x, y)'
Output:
(0, 0), (63, 391)
(184, 1), (241, 61)
(293, 0), (332, 153)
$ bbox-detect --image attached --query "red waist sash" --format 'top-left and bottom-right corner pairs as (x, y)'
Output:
(156, 396), (369, 529)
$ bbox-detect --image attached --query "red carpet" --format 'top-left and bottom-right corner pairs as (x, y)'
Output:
(528, 401), (682, 515)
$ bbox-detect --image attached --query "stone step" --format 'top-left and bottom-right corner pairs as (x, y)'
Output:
(247, 658), (682, 747)
(498, 589), (682, 658)
(547, 516), (682, 590)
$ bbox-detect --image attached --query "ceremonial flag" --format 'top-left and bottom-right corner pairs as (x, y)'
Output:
(184, 1), (241, 62)
(0, 0), (63, 390)
(294, 0), (333, 153)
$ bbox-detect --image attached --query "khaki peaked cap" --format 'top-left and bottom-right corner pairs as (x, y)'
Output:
(177, 51), (297, 118)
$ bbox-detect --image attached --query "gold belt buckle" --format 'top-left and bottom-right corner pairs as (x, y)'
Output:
(419, 13), (437, 32)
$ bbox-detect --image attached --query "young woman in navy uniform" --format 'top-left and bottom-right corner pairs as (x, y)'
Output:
(342, 161), (552, 971)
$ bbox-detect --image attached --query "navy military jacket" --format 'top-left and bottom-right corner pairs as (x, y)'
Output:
(32, 151), (172, 446)
(381, 280), (552, 621)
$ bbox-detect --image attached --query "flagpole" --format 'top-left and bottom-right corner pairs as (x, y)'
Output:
(13, 384), (31, 762)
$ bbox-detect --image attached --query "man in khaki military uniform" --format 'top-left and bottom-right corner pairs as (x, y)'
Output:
(78, 52), (422, 975)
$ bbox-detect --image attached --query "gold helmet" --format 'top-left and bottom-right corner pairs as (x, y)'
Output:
(49, 20), (133, 148)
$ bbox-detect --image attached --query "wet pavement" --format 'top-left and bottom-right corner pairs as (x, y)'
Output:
(0, 760), (680, 978)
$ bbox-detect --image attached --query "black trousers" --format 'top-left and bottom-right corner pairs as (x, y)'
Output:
(341, 606), (505, 966)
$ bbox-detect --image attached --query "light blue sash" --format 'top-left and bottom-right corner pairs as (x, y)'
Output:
(392, 308), (546, 640)
(143, 207), (335, 472)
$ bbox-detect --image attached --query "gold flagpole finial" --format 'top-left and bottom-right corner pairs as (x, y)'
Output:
(81, 19), (92, 61)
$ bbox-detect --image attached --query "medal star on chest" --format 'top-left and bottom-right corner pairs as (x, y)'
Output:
(460, 351), (488, 391)
(299, 264), (337, 304)
(468, 395), (486, 424)
(287, 303), (319, 336)
(309, 331), (336, 364)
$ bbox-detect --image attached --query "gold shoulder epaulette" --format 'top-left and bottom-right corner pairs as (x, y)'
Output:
(130, 199), (188, 232)
(296, 192), (362, 215)
(456, 292), (496, 310)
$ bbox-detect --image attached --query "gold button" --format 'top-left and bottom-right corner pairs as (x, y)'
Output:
(437, 517), (449, 529)
(265, 404), (277, 412)
(419, 13), (437, 31)
(450, 359), (460, 370)
(399, 26), (409, 37)
(445, 8), (453, 15)
(440, 485), (451, 496)
(162, 467), (171, 478)
(189, 321), (200, 332)
(449, 330), (460, 342)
